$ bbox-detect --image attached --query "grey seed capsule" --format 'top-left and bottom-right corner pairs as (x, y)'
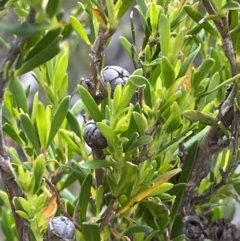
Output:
(49, 216), (75, 241)
(83, 120), (108, 149)
(100, 65), (130, 91)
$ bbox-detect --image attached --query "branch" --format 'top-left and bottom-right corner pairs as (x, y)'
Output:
(182, 1), (238, 214)
(0, 8), (36, 241)
(87, 26), (115, 98)
(92, 148), (105, 188)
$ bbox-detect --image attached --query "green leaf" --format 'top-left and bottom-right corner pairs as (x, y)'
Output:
(96, 185), (104, 215)
(82, 222), (100, 241)
(183, 110), (218, 126)
(33, 154), (45, 194)
(123, 131), (139, 152)
(54, 54), (68, 94)
(133, 112), (147, 134)
(177, 44), (201, 78)
(167, 183), (187, 196)
(79, 160), (113, 169)
(124, 225), (153, 236)
(36, 103), (50, 148)
(117, 0), (135, 20)
(125, 135), (152, 153)
(15, 197), (32, 215)
(79, 174), (92, 223)
(119, 36), (132, 57)
(66, 111), (82, 138)
(20, 114), (40, 154)
(15, 210), (29, 220)
(25, 28), (62, 63)
(0, 21), (49, 36)
(106, 0), (117, 29)
(46, 0), (61, 18)
(149, 182), (173, 196)
(159, 14), (170, 57)
(3, 123), (24, 146)
(161, 56), (175, 88)
(70, 15), (91, 45)
(59, 130), (82, 155)
(191, 58), (215, 89)
(78, 85), (103, 122)
(164, 102), (181, 133)
(47, 96), (70, 147)
(96, 122), (118, 148)
(16, 30), (62, 75)
(221, 1), (240, 10)
(8, 77), (28, 113)
(184, 6), (220, 38)
(149, 2), (159, 31)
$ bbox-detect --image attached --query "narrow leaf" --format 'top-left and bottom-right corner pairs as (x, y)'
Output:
(70, 15), (91, 45)
(47, 96), (70, 147)
(159, 14), (170, 57)
(46, 0), (61, 18)
(3, 123), (24, 145)
(82, 222), (100, 241)
(124, 225), (152, 236)
(161, 56), (175, 88)
(117, 0), (135, 20)
(80, 160), (113, 169)
(79, 174), (92, 223)
(177, 44), (201, 78)
(66, 111), (82, 138)
(8, 77), (28, 113)
(96, 122), (118, 148)
(20, 114), (40, 154)
(183, 110), (218, 126)
(33, 154), (45, 193)
(184, 6), (220, 38)
(124, 135), (152, 152)
(78, 85), (103, 122)
(36, 103), (50, 148)
(16, 36), (62, 75)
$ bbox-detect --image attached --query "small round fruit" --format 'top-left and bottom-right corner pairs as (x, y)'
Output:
(83, 120), (108, 149)
(100, 65), (130, 91)
(49, 216), (75, 240)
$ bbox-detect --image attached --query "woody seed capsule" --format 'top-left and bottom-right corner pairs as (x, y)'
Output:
(83, 120), (108, 149)
(100, 65), (130, 91)
(49, 216), (75, 241)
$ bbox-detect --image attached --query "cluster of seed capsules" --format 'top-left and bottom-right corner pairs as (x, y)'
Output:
(183, 215), (237, 241)
(83, 65), (130, 149)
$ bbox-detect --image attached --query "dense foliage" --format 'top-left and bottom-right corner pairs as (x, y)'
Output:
(0, 0), (239, 241)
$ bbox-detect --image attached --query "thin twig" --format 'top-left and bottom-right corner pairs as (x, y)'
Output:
(45, 177), (82, 232)
(182, 1), (238, 214)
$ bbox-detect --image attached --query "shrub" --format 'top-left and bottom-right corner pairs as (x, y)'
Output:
(0, 0), (239, 241)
